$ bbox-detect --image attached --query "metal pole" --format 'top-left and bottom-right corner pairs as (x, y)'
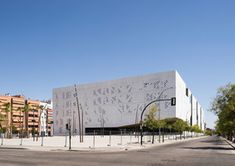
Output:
(162, 128), (164, 143)
(81, 104), (84, 142)
(69, 127), (71, 150)
(74, 85), (82, 143)
(130, 132), (132, 143)
(134, 106), (139, 138)
(159, 101), (161, 143)
(140, 123), (143, 145)
(41, 111), (44, 146)
(140, 98), (173, 145)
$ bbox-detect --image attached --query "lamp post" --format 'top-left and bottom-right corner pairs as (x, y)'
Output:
(140, 97), (176, 145)
(139, 87), (175, 146)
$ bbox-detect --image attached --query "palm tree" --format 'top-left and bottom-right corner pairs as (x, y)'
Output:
(0, 112), (5, 133)
(3, 102), (12, 138)
(21, 102), (30, 140)
(16, 107), (22, 138)
(20, 102), (31, 145)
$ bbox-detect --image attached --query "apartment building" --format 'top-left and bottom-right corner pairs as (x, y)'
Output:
(0, 95), (53, 138)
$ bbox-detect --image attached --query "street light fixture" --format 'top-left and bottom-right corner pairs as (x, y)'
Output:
(140, 97), (176, 145)
(139, 87), (175, 145)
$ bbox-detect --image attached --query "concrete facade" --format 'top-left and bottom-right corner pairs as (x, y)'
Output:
(53, 71), (205, 136)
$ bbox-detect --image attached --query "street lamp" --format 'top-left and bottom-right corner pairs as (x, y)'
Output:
(139, 87), (175, 145)
(140, 97), (176, 145)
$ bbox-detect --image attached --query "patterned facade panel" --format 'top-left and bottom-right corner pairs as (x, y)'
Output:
(53, 71), (205, 135)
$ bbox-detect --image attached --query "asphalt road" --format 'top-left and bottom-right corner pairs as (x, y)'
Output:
(0, 136), (234, 166)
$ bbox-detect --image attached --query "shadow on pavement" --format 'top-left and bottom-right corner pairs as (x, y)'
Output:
(182, 147), (233, 151)
(200, 140), (219, 143)
(0, 147), (27, 150)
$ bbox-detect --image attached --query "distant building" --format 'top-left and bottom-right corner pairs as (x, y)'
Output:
(0, 95), (53, 137)
(53, 71), (205, 136)
(0, 95), (40, 138)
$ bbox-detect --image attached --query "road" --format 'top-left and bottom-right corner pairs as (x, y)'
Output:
(0, 136), (234, 166)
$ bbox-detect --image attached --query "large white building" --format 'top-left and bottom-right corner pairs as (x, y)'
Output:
(53, 71), (205, 135)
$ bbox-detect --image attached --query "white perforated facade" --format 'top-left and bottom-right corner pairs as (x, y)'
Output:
(53, 71), (205, 135)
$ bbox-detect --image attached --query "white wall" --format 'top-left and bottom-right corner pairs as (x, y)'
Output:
(53, 71), (176, 135)
(53, 71), (205, 135)
(175, 71), (191, 122)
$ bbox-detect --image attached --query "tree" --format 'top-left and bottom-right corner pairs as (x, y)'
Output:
(144, 104), (159, 143)
(22, 102), (31, 138)
(0, 127), (6, 134)
(144, 104), (158, 130)
(12, 125), (18, 135)
(0, 112), (5, 133)
(16, 107), (23, 138)
(173, 119), (187, 139)
(205, 128), (213, 136)
(191, 124), (202, 133)
(210, 84), (235, 142)
(2, 102), (12, 138)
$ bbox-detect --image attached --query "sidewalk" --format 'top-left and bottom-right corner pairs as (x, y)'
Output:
(0, 134), (206, 152)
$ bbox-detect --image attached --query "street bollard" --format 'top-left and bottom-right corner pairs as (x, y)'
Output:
(20, 136), (23, 146)
(108, 131), (111, 146)
(130, 132), (132, 144)
(1, 133), (3, 146)
(41, 136), (44, 146)
(93, 130), (96, 148)
(162, 131), (164, 143)
(137, 133), (140, 143)
(64, 134), (67, 147)
(120, 130), (123, 145)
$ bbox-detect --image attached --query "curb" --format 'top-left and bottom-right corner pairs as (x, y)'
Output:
(223, 138), (235, 150)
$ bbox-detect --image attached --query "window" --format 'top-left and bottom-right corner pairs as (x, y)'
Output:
(186, 88), (189, 96)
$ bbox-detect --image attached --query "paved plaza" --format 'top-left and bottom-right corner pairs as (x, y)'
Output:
(1, 133), (203, 152)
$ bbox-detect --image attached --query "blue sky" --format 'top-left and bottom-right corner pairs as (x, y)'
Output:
(1, 0), (235, 128)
